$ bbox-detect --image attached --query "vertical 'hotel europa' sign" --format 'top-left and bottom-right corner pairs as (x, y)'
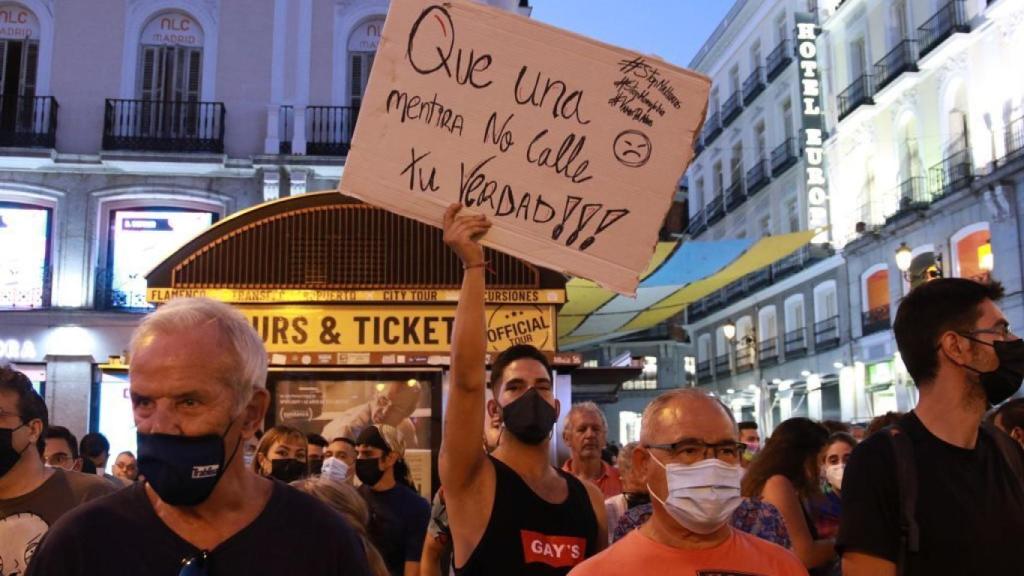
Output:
(795, 13), (829, 243)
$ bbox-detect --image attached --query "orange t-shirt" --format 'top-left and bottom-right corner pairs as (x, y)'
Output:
(568, 526), (808, 576)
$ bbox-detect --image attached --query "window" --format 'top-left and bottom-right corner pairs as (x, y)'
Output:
(713, 162), (724, 196)
(952, 223), (992, 283)
(0, 201), (50, 309)
(695, 177), (705, 208)
(759, 214), (772, 237)
(814, 280), (838, 321)
(348, 18), (384, 108)
(897, 116), (923, 183)
(751, 42), (762, 70)
(775, 13), (787, 44)
(710, 87), (720, 115)
(698, 334), (713, 363)
(890, 0), (909, 44)
(137, 12), (205, 136)
(105, 208), (215, 310)
(623, 356), (658, 390)
(785, 294), (806, 331)
(849, 37), (866, 80)
(731, 142), (743, 182)
(729, 66), (740, 94)
(0, 5), (38, 134)
(786, 197), (800, 232)
(782, 99), (794, 142)
(758, 306), (778, 343)
(863, 267), (890, 312)
(755, 121), (767, 160)
(619, 411), (642, 444)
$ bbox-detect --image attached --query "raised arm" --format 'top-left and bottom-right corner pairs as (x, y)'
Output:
(439, 203), (492, 492)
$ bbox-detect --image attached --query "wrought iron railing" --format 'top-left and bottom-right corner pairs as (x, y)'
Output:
(725, 172), (746, 210)
(759, 337), (779, 365)
(784, 327), (808, 356)
(766, 39), (793, 82)
(306, 106), (359, 156)
(736, 344), (755, 373)
(874, 40), (918, 92)
(697, 359), (712, 380)
(703, 111), (723, 145)
(0, 264), (50, 309)
(687, 207), (708, 237)
(706, 195), (726, 225)
(814, 315), (841, 349)
(746, 158), (770, 196)
(103, 99), (225, 153)
(722, 92), (743, 127)
(885, 177), (930, 221)
(278, 105), (293, 154)
(862, 305), (891, 335)
(837, 75), (874, 121)
(714, 353), (731, 375)
(0, 95), (58, 148)
(928, 147), (973, 199)
(919, 0), (970, 60)
(94, 267), (153, 311)
(1001, 115), (1024, 165)
(771, 138), (798, 176)
(743, 67), (766, 105)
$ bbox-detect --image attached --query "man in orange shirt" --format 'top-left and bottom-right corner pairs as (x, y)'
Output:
(561, 402), (622, 498)
(569, 389), (807, 576)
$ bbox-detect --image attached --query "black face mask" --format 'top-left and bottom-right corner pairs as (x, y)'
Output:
(356, 457), (386, 487)
(499, 388), (558, 445)
(0, 424), (28, 478)
(137, 420), (240, 507)
(270, 458), (308, 483)
(308, 457), (324, 476)
(960, 336), (1024, 404)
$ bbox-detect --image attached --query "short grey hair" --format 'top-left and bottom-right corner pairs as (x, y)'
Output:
(130, 297), (267, 411)
(640, 389), (735, 443)
(565, 401), (608, 433)
(616, 441), (640, 474)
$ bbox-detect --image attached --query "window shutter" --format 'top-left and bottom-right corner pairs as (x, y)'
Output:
(20, 41), (37, 98)
(350, 54), (363, 107)
(186, 48), (202, 102)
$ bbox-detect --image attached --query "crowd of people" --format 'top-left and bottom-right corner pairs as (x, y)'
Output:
(1, 206), (1023, 575)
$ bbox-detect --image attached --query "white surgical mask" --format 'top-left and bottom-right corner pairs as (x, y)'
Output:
(647, 452), (743, 534)
(825, 463), (845, 491)
(320, 456), (349, 484)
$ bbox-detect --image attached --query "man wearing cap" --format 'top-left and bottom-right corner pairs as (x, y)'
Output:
(356, 424), (430, 576)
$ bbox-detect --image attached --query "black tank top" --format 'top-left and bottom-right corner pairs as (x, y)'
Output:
(455, 455), (600, 576)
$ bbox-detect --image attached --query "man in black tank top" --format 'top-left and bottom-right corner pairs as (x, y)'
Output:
(439, 205), (608, 575)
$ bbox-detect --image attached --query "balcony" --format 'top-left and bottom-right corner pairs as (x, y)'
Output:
(918, 0), (970, 60)
(746, 158), (770, 197)
(856, 199), (886, 233)
(759, 337), (779, 367)
(306, 106), (359, 156)
(766, 39), (793, 82)
(714, 353), (731, 375)
(103, 99), (225, 153)
(771, 138), (799, 176)
(771, 244), (834, 281)
(278, 105), (293, 154)
(687, 207), (708, 237)
(885, 177), (930, 222)
(0, 96), (58, 148)
(784, 327), (808, 358)
(743, 67), (766, 106)
(725, 173), (746, 210)
(837, 75), (874, 122)
(703, 111), (723, 146)
(694, 135), (705, 156)
(814, 315), (841, 350)
(736, 344), (755, 373)
(1001, 115), (1024, 165)
(928, 146), (973, 199)
(697, 359), (712, 380)
(721, 93), (743, 127)
(874, 40), (919, 93)
(862, 305), (891, 335)
(706, 194), (726, 226)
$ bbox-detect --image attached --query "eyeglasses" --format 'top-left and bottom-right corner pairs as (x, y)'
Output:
(964, 325), (1015, 340)
(179, 551), (209, 576)
(45, 453), (71, 467)
(644, 439), (747, 465)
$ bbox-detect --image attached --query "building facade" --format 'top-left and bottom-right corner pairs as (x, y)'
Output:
(0, 0), (530, 440)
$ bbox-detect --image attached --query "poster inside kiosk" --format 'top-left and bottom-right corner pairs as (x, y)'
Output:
(339, 0), (710, 295)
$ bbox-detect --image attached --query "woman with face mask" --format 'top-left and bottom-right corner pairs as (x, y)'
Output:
(741, 417), (837, 576)
(811, 432), (856, 540)
(253, 425), (309, 483)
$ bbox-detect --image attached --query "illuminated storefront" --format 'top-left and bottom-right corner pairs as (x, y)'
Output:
(140, 192), (572, 497)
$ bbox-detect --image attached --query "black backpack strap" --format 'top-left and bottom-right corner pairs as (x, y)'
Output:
(980, 421), (1024, 482)
(885, 424), (918, 576)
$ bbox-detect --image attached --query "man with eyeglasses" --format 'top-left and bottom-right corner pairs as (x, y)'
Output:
(24, 298), (371, 575)
(839, 278), (1024, 576)
(43, 426), (82, 472)
(570, 388), (806, 575)
(0, 367), (115, 575)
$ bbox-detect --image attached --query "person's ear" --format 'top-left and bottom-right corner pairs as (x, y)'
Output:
(1011, 426), (1024, 446)
(27, 418), (43, 448)
(486, 398), (502, 423)
(553, 398), (561, 418)
(633, 447), (651, 483)
(938, 331), (971, 365)
(241, 389), (270, 439)
(72, 458), (83, 472)
(256, 453), (271, 475)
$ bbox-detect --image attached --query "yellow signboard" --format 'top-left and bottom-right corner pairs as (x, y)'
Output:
(239, 304), (555, 353)
(148, 287), (564, 305)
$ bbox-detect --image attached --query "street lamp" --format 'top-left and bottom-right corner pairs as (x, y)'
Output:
(979, 240), (994, 272)
(895, 242), (913, 275)
(722, 320), (736, 341)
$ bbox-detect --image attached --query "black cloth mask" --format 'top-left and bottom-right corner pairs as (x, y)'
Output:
(499, 388), (558, 445)
(308, 457), (324, 476)
(270, 458), (308, 483)
(137, 420), (240, 506)
(960, 336), (1024, 404)
(0, 424), (28, 478)
(356, 457), (385, 487)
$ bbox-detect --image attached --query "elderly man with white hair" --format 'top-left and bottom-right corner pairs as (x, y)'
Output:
(561, 402), (622, 498)
(569, 389), (807, 576)
(27, 297), (370, 575)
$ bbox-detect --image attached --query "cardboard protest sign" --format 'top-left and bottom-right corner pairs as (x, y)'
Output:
(338, 0), (709, 295)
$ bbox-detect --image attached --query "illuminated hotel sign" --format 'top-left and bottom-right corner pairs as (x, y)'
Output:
(795, 13), (829, 243)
